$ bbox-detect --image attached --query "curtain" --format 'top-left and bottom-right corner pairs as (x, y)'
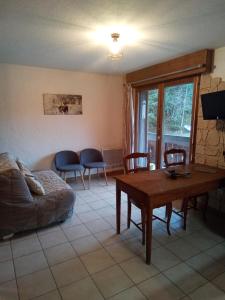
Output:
(123, 84), (135, 156)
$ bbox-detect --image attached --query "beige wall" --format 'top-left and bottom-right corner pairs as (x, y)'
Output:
(0, 64), (123, 169)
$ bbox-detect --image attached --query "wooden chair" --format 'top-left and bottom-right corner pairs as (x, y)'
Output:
(164, 148), (208, 229)
(123, 152), (172, 245)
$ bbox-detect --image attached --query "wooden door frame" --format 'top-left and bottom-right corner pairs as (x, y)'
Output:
(136, 75), (199, 167)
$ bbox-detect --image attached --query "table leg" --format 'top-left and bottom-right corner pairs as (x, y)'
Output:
(146, 204), (153, 265)
(116, 183), (121, 234)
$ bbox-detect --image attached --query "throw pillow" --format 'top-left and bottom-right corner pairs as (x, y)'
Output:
(25, 174), (46, 196)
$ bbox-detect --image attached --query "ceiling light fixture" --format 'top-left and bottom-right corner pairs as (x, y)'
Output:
(108, 32), (123, 60)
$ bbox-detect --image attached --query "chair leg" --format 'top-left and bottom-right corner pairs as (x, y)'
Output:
(79, 170), (86, 190)
(64, 172), (67, 182)
(166, 203), (172, 236)
(141, 208), (146, 245)
(88, 169), (91, 189)
(183, 198), (189, 230)
(74, 171), (77, 181)
(127, 197), (131, 229)
(203, 193), (209, 221)
(97, 168), (99, 177)
(103, 167), (108, 185)
(83, 168), (86, 177)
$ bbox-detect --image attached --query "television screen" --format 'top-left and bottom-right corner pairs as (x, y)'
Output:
(201, 90), (225, 120)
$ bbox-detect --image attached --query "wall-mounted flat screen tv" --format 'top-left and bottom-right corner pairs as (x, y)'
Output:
(201, 90), (225, 120)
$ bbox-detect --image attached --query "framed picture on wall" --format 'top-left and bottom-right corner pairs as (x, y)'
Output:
(43, 94), (82, 115)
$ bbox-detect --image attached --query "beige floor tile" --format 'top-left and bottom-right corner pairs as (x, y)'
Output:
(88, 199), (109, 210)
(71, 235), (102, 255)
(164, 262), (207, 294)
(17, 268), (56, 300)
(60, 214), (82, 229)
(120, 256), (159, 284)
(33, 290), (61, 300)
(92, 265), (133, 298)
(97, 206), (116, 217)
(14, 251), (48, 277)
(189, 282), (225, 300)
(12, 236), (42, 258)
(153, 228), (179, 245)
(0, 260), (15, 284)
(105, 242), (136, 263)
(80, 248), (115, 274)
(165, 238), (201, 260)
(39, 230), (67, 249)
(78, 211), (100, 223)
(138, 273), (184, 300)
(109, 286), (146, 300)
(0, 245), (12, 262)
(51, 257), (88, 287)
(75, 203), (92, 214)
(151, 246), (181, 271)
(186, 252), (225, 280)
(213, 272), (225, 292)
(60, 277), (104, 300)
(63, 224), (91, 241)
(0, 279), (18, 300)
(85, 218), (112, 233)
(44, 242), (77, 266)
(184, 230), (219, 251)
(94, 228), (125, 246)
(206, 242), (225, 262)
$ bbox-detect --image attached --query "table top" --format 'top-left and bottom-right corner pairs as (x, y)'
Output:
(115, 164), (225, 203)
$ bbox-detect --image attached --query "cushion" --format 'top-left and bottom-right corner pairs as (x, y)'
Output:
(16, 159), (45, 196)
(58, 164), (84, 172)
(84, 162), (106, 168)
(0, 152), (19, 173)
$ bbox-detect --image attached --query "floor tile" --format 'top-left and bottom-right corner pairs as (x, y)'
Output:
(78, 211), (100, 223)
(51, 257), (88, 287)
(153, 228), (179, 245)
(138, 273), (184, 300)
(0, 260), (15, 284)
(33, 290), (61, 300)
(186, 252), (225, 280)
(80, 248), (115, 274)
(17, 268), (56, 300)
(164, 262), (207, 294)
(213, 272), (225, 292)
(44, 242), (77, 266)
(60, 215), (82, 229)
(37, 225), (61, 237)
(85, 218), (112, 233)
(206, 242), (225, 262)
(92, 265), (133, 298)
(88, 199), (109, 210)
(94, 228), (125, 246)
(108, 286), (146, 300)
(0, 279), (18, 300)
(60, 276), (104, 300)
(39, 230), (67, 249)
(0, 244), (12, 262)
(63, 224), (91, 241)
(184, 230), (219, 251)
(105, 241), (136, 263)
(189, 282), (225, 300)
(165, 238), (200, 260)
(14, 251), (48, 277)
(75, 203), (92, 214)
(71, 235), (102, 255)
(120, 256), (159, 284)
(12, 236), (42, 258)
(151, 246), (181, 271)
(97, 206), (116, 217)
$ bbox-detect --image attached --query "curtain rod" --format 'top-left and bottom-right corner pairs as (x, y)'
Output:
(130, 64), (205, 85)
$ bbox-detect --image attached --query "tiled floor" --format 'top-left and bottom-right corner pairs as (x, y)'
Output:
(1, 177), (225, 300)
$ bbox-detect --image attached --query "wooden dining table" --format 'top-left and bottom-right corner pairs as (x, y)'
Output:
(115, 163), (225, 264)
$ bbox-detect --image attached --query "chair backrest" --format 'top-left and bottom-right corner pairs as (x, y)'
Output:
(80, 148), (103, 164)
(164, 148), (186, 168)
(123, 152), (150, 174)
(55, 151), (79, 169)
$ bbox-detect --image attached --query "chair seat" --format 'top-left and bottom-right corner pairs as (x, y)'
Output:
(57, 164), (84, 172)
(84, 162), (106, 168)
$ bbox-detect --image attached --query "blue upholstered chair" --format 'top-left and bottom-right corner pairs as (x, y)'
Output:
(55, 151), (85, 189)
(80, 148), (107, 188)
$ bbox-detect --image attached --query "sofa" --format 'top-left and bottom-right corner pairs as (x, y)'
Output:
(0, 153), (75, 239)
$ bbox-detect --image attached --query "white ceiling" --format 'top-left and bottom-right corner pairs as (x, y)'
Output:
(1, 0), (225, 74)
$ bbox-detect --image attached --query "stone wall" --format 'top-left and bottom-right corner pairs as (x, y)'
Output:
(195, 74), (225, 212)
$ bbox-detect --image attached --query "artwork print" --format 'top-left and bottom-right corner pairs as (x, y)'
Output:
(43, 94), (82, 115)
